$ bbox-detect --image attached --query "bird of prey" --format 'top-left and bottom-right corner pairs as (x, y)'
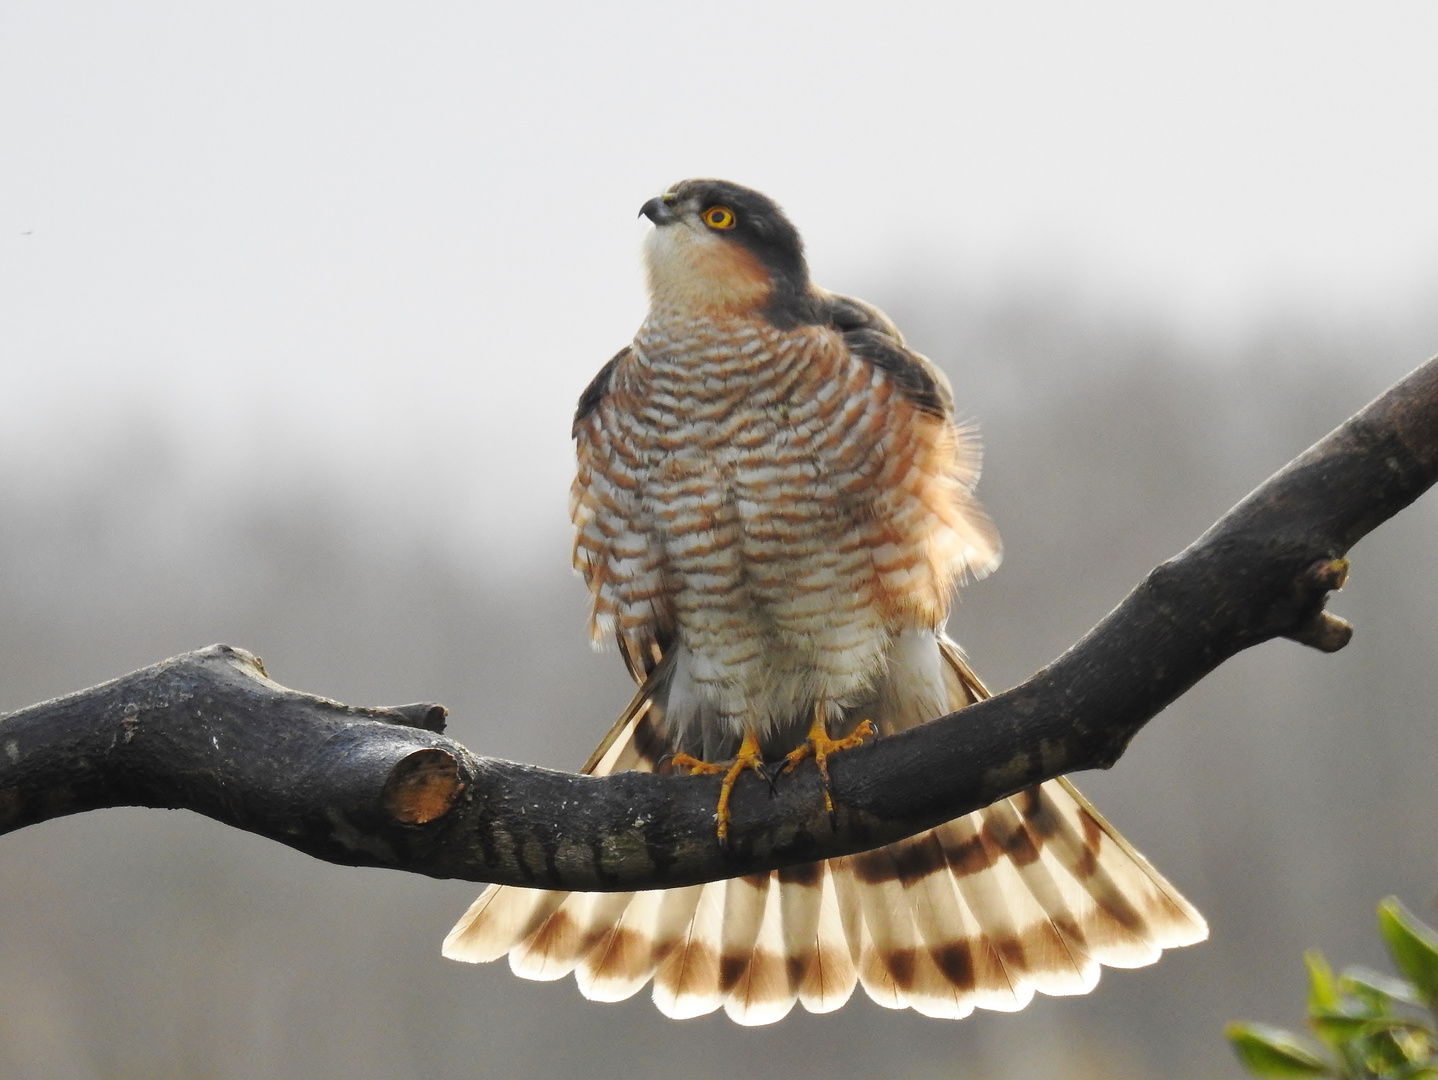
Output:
(443, 179), (1206, 1024)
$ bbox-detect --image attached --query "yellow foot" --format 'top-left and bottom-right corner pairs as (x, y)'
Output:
(672, 728), (765, 847)
(782, 708), (876, 815)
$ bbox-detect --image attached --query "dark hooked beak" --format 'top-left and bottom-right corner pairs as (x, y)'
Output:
(639, 195), (678, 225)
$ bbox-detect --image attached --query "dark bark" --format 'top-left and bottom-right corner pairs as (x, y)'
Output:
(3, 356), (1438, 891)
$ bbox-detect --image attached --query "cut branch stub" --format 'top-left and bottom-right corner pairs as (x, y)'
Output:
(379, 704), (451, 733)
(0, 645), (473, 871)
(1281, 557), (1354, 653)
(1287, 612), (1354, 653)
(383, 749), (464, 825)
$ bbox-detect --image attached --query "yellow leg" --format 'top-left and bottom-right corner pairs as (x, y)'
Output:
(782, 706), (876, 814)
(672, 728), (766, 846)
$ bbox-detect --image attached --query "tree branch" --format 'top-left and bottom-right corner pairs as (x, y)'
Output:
(4, 356), (1438, 891)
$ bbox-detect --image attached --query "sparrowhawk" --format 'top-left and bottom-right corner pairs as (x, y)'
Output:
(443, 179), (1206, 1024)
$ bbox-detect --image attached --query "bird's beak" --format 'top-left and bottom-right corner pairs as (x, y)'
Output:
(639, 195), (678, 226)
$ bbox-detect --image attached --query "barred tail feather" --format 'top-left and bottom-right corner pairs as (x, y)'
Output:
(652, 879), (727, 1018)
(515, 890), (630, 981)
(843, 847), (924, 1011)
(441, 637), (1206, 1023)
(722, 873), (795, 1025)
(443, 884), (568, 967)
(576, 888), (671, 1001)
(789, 861), (858, 1014)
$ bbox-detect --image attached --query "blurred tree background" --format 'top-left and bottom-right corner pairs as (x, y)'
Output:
(2, 287), (1437, 1079)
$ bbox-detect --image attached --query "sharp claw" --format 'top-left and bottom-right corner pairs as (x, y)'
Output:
(758, 760), (783, 793)
(779, 712), (875, 828)
(680, 718), (873, 845)
(684, 730), (766, 847)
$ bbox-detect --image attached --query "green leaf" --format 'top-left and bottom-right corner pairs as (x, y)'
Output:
(1342, 964), (1427, 1009)
(1309, 951), (1342, 1013)
(1228, 1022), (1335, 1077)
(1379, 899), (1438, 1008)
(1391, 1025), (1436, 1065)
(1309, 1009), (1373, 1045)
(1364, 1026), (1421, 1075)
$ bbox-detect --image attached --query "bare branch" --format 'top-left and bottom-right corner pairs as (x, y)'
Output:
(3, 356), (1437, 891)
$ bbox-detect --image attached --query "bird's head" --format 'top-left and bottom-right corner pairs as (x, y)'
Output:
(639, 179), (814, 323)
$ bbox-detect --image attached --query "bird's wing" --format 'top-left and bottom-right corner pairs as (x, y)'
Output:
(819, 290), (1000, 586)
(822, 290), (956, 420)
(571, 345), (629, 435)
(569, 345), (675, 679)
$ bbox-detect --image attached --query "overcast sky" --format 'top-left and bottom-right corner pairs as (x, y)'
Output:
(4, 2), (1437, 561)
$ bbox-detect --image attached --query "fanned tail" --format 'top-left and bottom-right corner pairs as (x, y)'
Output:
(443, 635), (1206, 1024)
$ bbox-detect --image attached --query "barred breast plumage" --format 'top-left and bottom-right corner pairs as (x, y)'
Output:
(572, 298), (994, 756)
(444, 178), (1206, 1024)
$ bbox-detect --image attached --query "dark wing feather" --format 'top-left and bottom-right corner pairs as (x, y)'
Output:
(572, 346), (630, 435)
(822, 292), (954, 420)
(823, 292), (902, 337)
(578, 651), (675, 775)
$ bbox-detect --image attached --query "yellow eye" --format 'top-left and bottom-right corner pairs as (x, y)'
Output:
(702, 205), (737, 230)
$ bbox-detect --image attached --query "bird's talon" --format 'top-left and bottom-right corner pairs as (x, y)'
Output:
(780, 711), (875, 826)
(759, 763), (781, 795)
(782, 716), (876, 775)
(670, 751), (727, 776)
(676, 732), (766, 846)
